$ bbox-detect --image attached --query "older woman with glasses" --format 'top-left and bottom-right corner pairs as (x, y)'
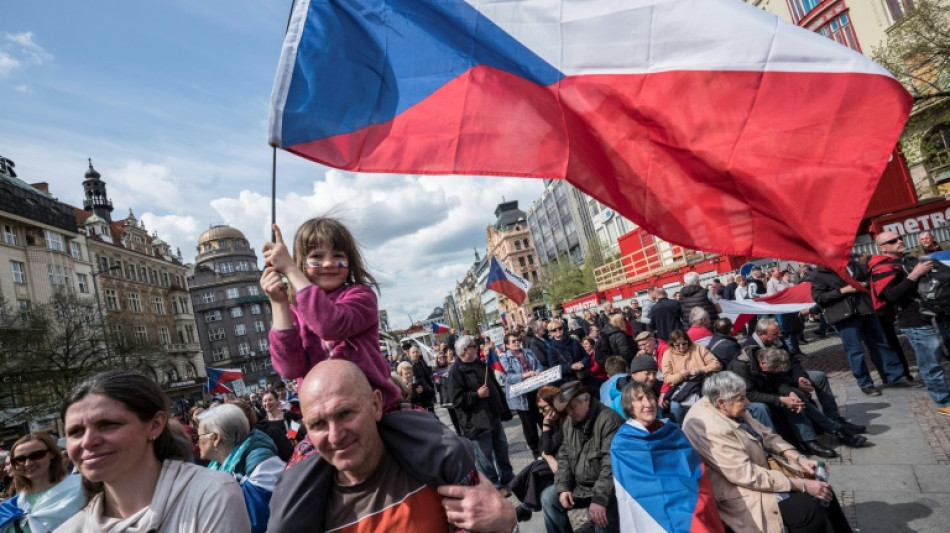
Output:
(0, 433), (83, 533)
(660, 329), (722, 423)
(546, 319), (592, 386)
(500, 333), (545, 459)
(683, 372), (852, 533)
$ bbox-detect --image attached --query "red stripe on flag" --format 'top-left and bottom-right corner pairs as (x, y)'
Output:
(287, 66), (909, 268)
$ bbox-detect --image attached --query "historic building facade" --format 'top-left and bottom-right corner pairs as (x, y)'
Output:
(188, 225), (278, 389)
(486, 200), (538, 326)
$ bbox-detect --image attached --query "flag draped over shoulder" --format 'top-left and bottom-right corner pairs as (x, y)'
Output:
(611, 420), (723, 533)
(268, 0), (911, 270)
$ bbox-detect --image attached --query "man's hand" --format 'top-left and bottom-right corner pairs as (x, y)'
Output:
(797, 377), (814, 393)
(439, 474), (517, 533)
(477, 385), (490, 398)
(780, 395), (804, 413)
(571, 362), (585, 371)
(588, 502), (609, 528)
(839, 285), (858, 294)
(558, 491), (575, 509)
(909, 260), (934, 282)
(658, 392), (670, 410)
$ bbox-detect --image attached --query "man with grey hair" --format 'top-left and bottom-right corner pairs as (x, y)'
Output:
(679, 272), (721, 324)
(911, 230), (945, 257)
(542, 381), (623, 533)
(447, 335), (515, 495)
(686, 306), (713, 346)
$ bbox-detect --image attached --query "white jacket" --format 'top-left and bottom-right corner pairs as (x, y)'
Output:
(55, 460), (250, 533)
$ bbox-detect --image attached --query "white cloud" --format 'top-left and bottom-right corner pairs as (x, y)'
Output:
(107, 160), (182, 212)
(139, 213), (203, 258)
(0, 51), (20, 76)
(205, 171), (543, 329)
(13, 83), (30, 93)
(3, 32), (53, 64)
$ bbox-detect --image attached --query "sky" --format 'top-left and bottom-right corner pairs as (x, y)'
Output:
(1, 1), (544, 330)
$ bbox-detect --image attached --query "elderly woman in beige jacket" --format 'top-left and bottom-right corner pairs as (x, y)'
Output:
(661, 329), (721, 422)
(683, 372), (852, 533)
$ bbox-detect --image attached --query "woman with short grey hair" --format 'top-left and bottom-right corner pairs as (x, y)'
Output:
(455, 335), (475, 355)
(197, 404), (285, 533)
(685, 371), (852, 533)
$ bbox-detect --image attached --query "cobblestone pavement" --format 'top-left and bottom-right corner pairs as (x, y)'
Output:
(436, 322), (950, 532)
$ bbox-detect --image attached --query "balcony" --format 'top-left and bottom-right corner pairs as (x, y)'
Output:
(593, 242), (714, 292)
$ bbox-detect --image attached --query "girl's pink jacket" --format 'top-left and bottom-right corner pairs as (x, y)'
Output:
(269, 284), (400, 408)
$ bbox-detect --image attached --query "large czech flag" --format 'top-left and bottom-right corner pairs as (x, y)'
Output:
(268, 0), (910, 270)
(486, 256), (532, 305)
(611, 419), (723, 533)
(719, 282), (816, 333)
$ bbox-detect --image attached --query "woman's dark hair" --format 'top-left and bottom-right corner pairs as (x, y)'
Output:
(61, 370), (192, 497)
(667, 329), (692, 350)
(10, 432), (65, 494)
(262, 390), (279, 403)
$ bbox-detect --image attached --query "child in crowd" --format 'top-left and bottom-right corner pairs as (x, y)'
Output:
(261, 218), (477, 498)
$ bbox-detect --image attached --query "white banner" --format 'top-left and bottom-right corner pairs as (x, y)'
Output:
(230, 380), (248, 397)
(509, 366), (561, 398)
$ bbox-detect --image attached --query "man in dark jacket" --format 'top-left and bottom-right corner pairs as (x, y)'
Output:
(810, 263), (916, 395)
(599, 314), (637, 366)
(448, 335), (515, 492)
(721, 274), (738, 300)
(649, 288), (683, 341)
(706, 318), (742, 368)
(542, 382), (623, 533)
(679, 271), (721, 323)
(729, 346), (867, 458)
(524, 321), (551, 367)
(871, 231), (950, 416)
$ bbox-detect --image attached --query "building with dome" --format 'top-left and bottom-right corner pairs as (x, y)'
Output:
(188, 224), (278, 389)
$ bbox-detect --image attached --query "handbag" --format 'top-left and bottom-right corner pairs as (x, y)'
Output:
(822, 294), (856, 325)
(766, 451), (814, 480)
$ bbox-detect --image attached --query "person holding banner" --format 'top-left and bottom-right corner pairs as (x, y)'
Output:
(500, 333), (544, 459)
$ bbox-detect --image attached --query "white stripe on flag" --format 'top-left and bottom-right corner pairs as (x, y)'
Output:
(614, 478), (668, 533)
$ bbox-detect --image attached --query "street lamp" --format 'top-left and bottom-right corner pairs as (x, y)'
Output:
(91, 265), (121, 364)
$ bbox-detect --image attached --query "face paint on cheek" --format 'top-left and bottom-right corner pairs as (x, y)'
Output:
(337, 261), (348, 269)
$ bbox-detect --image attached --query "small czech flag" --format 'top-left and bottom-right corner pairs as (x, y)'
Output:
(485, 347), (506, 374)
(431, 322), (451, 335)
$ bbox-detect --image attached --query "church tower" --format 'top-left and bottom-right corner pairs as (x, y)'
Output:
(82, 158), (114, 222)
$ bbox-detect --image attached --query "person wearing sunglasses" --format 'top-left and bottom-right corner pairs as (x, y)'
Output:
(660, 329), (722, 423)
(870, 231), (950, 417)
(546, 319), (592, 386)
(0, 432), (83, 533)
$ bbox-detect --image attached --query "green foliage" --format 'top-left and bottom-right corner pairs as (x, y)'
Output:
(460, 301), (487, 335)
(872, 0), (950, 104)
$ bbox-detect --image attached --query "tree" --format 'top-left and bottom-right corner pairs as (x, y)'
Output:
(460, 300), (487, 334)
(0, 294), (172, 425)
(872, 0), (950, 104)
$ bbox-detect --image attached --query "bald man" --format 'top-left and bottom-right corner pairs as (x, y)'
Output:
(267, 360), (517, 532)
(870, 231), (950, 416)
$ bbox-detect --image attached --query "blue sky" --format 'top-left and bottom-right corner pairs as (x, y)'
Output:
(1, 1), (544, 329)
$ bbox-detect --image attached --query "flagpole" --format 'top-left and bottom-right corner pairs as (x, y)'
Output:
(270, 0), (297, 243)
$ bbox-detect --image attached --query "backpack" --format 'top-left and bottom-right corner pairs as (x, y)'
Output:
(902, 256), (950, 319)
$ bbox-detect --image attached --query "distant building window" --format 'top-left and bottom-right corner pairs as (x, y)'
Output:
(134, 325), (148, 345)
(77, 273), (88, 293)
(209, 328), (226, 341)
(226, 288), (240, 299)
(153, 297), (165, 315)
(786, 0), (822, 23)
(235, 323), (247, 336)
(816, 13), (859, 51)
(114, 260), (124, 278)
(230, 307), (244, 318)
(250, 303), (262, 315)
(126, 263), (136, 281)
(128, 293), (142, 313)
(140, 266), (148, 282)
(884, 0), (916, 23)
(220, 262), (234, 274)
(519, 257), (526, 267)
(48, 264), (66, 286)
(247, 286), (260, 296)
(150, 269), (158, 285)
(105, 289), (119, 311)
(162, 272), (170, 286)
(259, 338), (270, 353)
(110, 324), (124, 344)
(254, 320), (266, 333)
(236, 261), (251, 272)
(3, 225), (16, 245)
(45, 230), (64, 252)
(205, 310), (222, 322)
(238, 342), (251, 356)
(70, 242), (82, 260)
(17, 299), (30, 311)
(212, 346), (229, 361)
(514, 240), (522, 251)
(528, 255), (534, 265)
(203, 291), (216, 303)
(11, 261), (26, 284)
(158, 326), (171, 345)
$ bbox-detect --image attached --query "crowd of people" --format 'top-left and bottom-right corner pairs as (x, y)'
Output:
(1, 216), (948, 533)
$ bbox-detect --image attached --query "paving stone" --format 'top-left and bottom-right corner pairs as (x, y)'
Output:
(825, 465), (920, 493)
(913, 465), (950, 493)
(852, 491), (950, 533)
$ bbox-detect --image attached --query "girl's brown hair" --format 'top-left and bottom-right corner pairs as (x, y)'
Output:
(10, 432), (66, 494)
(292, 217), (379, 293)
